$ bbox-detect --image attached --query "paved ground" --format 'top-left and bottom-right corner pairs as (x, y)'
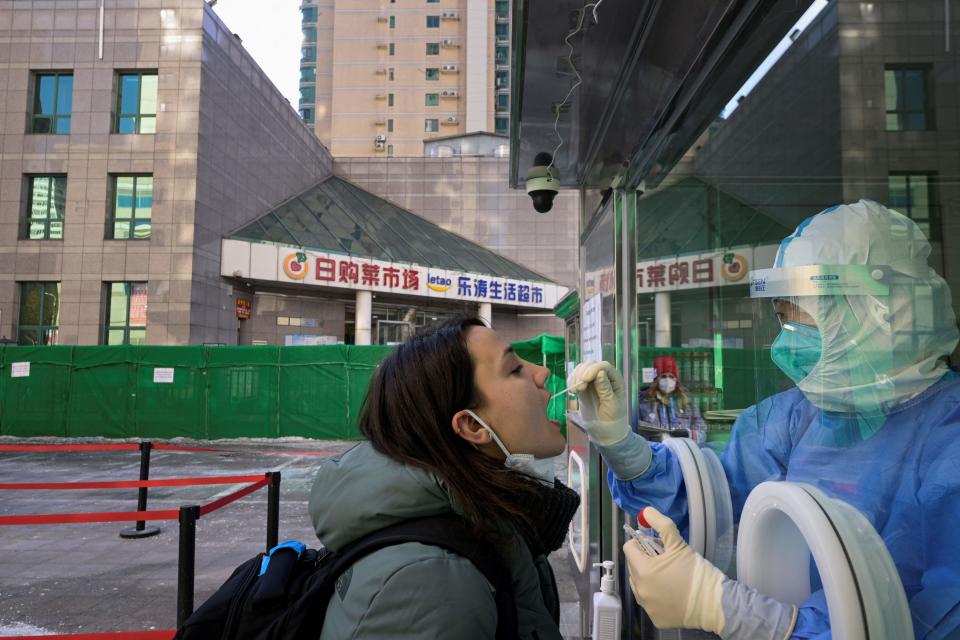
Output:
(0, 437), (582, 638)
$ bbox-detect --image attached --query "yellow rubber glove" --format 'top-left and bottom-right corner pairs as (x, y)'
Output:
(568, 361), (630, 446)
(622, 507), (726, 634)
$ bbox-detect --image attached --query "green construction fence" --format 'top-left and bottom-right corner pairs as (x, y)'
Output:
(0, 336), (567, 440)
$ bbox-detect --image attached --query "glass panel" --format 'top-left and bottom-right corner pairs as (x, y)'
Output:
(108, 283), (129, 325)
(32, 117), (52, 134)
(35, 75), (56, 116)
(129, 283), (148, 326)
(495, 46), (508, 65)
(119, 75), (140, 115)
(56, 75), (73, 115)
(426, 15), (439, 27)
(302, 6), (317, 21)
(30, 177), (50, 219)
(48, 220), (63, 240)
(107, 329), (126, 345)
(128, 328), (146, 345)
(18, 329), (39, 347)
(300, 66), (316, 82)
(426, 68), (439, 80)
(51, 177), (66, 218)
(54, 116), (71, 134)
(41, 284), (60, 326)
(495, 0), (509, 18)
(884, 70), (898, 112)
(29, 222), (46, 240)
(114, 220), (131, 239)
(115, 176), (134, 220)
(425, 93), (439, 106)
(904, 70), (926, 112)
(426, 43), (439, 55)
(303, 26), (317, 40)
(19, 284), (42, 326)
(135, 176), (153, 218)
(117, 116), (137, 134)
(139, 74), (158, 117)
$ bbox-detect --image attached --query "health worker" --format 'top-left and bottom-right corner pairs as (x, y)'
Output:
(570, 200), (960, 639)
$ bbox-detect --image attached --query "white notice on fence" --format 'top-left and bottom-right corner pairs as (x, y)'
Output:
(642, 367), (657, 384)
(153, 367), (175, 384)
(11, 362), (29, 378)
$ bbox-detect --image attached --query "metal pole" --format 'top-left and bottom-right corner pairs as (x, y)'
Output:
(266, 471), (281, 552)
(177, 505), (200, 628)
(120, 441), (161, 538)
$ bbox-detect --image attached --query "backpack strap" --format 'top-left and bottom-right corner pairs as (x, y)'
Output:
(316, 515), (518, 640)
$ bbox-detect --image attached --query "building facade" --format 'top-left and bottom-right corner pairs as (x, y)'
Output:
(299, 0), (511, 156)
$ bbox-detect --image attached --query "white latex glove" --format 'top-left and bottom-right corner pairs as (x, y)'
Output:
(622, 507), (726, 634)
(568, 361), (629, 446)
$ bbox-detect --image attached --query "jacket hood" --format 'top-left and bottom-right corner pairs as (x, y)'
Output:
(309, 441), (456, 551)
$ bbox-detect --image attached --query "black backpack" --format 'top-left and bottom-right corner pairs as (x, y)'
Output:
(174, 515), (518, 640)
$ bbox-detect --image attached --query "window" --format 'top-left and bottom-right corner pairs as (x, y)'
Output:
(301, 46), (316, 63)
(425, 118), (439, 132)
(889, 173), (939, 240)
(426, 15), (440, 28)
(495, 70), (509, 89)
(24, 175), (66, 240)
(300, 107), (314, 124)
(387, 118), (394, 132)
(388, 42), (395, 56)
(302, 6), (318, 22)
(425, 93), (439, 106)
(427, 0), (439, 3)
(495, 117), (508, 134)
(31, 72), (72, 134)
(389, 15), (395, 28)
(388, 93), (395, 107)
(302, 26), (317, 42)
(300, 66), (316, 82)
(110, 175), (152, 240)
(495, 0), (509, 18)
(388, 67), (395, 81)
(103, 282), (148, 345)
(495, 22), (509, 41)
(495, 45), (509, 66)
(426, 68), (440, 81)
(115, 71), (158, 134)
(17, 282), (60, 346)
(426, 42), (440, 55)
(387, 144), (394, 156)
(299, 85), (316, 103)
(496, 93), (509, 112)
(885, 66), (931, 131)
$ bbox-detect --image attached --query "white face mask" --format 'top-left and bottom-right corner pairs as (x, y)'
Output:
(658, 377), (677, 394)
(463, 409), (556, 485)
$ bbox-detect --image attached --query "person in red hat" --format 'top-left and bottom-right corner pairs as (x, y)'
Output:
(637, 355), (706, 440)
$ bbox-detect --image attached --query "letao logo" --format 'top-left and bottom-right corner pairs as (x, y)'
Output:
(283, 252), (309, 280)
(427, 274), (452, 292)
(720, 253), (748, 282)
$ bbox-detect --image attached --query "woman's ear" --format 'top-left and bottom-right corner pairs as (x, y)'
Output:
(451, 410), (492, 447)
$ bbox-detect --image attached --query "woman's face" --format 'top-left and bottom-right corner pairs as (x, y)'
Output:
(465, 326), (566, 459)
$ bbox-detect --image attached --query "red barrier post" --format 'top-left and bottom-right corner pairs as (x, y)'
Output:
(176, 504), (200, 628)
(266, 471), (280, 552)
(120, 442), (161, 539)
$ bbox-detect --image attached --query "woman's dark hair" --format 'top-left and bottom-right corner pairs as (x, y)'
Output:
(359, 316), (539, 539)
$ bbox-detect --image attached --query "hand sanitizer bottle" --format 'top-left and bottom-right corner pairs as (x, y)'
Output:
(591, 560), (621, 640)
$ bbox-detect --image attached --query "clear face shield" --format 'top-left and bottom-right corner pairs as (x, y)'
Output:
(748, 264), (902, 441)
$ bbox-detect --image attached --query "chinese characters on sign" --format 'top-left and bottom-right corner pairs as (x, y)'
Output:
(635, 251), (753, 293)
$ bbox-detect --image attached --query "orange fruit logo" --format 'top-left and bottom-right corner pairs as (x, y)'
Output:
(283, 253), (308, 280)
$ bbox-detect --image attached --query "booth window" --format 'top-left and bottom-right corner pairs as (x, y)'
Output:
(885, 66), (932, 131)
(17, 282), (60, 346)
(31, 72), (72, 134)
(103, 282), (148, 345)
(110, 175), (152, 240)
(23, 175), (66, 240)
(114, 71), (158, 134)
(889, 172), (938, 240)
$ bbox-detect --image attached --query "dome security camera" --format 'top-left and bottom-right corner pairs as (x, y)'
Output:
(525, 152), (559, 213)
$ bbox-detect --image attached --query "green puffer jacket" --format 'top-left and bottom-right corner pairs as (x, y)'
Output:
(309, 442), (563, 640)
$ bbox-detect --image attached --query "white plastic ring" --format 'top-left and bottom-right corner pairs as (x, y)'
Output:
(737, 481), (912, 639)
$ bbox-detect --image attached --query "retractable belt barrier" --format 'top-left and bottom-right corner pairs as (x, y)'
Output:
(0, 439), (315, 634)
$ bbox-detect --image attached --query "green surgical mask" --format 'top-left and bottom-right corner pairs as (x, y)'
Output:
(771, 322), (822, 384)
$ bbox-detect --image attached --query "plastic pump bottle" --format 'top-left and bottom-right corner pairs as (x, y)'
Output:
(591, 560), (622, 640)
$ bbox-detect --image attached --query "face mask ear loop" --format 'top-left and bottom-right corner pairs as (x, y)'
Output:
(463, 409), (512, 458)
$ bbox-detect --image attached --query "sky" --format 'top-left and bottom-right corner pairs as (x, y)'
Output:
(210, 0), (302, 108)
